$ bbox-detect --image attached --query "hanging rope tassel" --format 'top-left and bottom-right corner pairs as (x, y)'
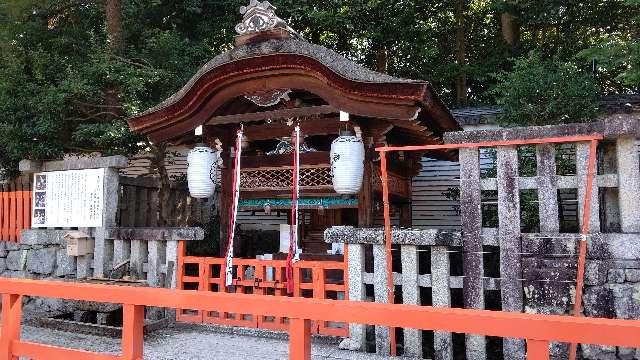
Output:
(224, 128), (243, 287)
(286, 126), (301, 295)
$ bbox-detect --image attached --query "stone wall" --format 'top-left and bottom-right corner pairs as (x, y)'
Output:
(0, 230), (86, 316)
(6, 156), (205, 321)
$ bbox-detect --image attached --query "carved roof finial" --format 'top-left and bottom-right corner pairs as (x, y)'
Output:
(235, 0), (300, 38)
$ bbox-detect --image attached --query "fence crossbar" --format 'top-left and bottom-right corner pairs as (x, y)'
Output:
(1, 278), (640, 360)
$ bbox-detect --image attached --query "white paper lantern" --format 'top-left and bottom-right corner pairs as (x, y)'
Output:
(187, 144), (219, 198)
(330, 132), (365, 194)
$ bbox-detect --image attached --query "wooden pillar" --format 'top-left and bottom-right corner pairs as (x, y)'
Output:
(399, 201), (412, 228)
(206, 126), (233, 257)
(289, 318), (312, 360)
(358, 143), (374, 227)
(122, 304), (145, 360)
(0, 294), (22, 359)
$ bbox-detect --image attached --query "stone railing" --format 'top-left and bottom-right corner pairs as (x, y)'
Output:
(326, 116), (640, 360)
(327, 228), (640, 360)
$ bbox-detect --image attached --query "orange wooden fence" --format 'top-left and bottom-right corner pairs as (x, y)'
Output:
(0, 178), (31, 243)
(176, 242), (348, 336)
(1, 277), (640, 360)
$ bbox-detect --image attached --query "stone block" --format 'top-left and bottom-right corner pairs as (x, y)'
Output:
(0, 258), (6, 273)
(581, 344), (617, 360)
(21, 155), (128, 173)
(73, 300), (121, 313)
(550, 343), (568, 359)
(521, 234), (580, 256)
(55, 249), (76, 277)
(617, 347), (638, 360)
(24, 297), (73, 315)
(20, 230), (66, 246)
(583, 286), (615, 318)
(588, 234), (640, 260)
(608, 284), (640, 319)
(0, 241), (7, 257)
(6, 250), (25, 271)
(584, 260), (608, 286)
(523, 280), (573, 315)
(626, 269), (640, 283)
(608, 269), (626, 284)
(1, 270), (34, 279)
(26, 248), (57, 275)
(5, 242), (20, 251)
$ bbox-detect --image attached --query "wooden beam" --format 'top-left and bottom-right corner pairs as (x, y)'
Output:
(241, 152), (330, 168)
(240, 117), (341, 141)
(206, 105), (338, 125)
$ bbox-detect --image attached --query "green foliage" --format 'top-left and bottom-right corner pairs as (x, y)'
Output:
(493, 51), (600, 126)
(579, 40), (640, 91)
(0, 0), (639, 176)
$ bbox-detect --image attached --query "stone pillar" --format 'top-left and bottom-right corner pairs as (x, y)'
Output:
(401, 245), (421, 357)
(113, 238), (131, 267)
(372, 244), (390, 355)
(459, 148), (486, 359)
(94, 167), (120, 277)
(129, 240), (147, 280)
(576, 142), (600, 232)
(615, 137), (640, 232)
(432, 246), (453, 360)
(147, 240), (166, 320)
(165, 240), (179, 289)
(346, 244), (367, 350)
(536, 144), (560, 233)
(496, 146), (525, 359)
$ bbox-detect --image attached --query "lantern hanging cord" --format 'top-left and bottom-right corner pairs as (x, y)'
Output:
(224, 127), (244, 287)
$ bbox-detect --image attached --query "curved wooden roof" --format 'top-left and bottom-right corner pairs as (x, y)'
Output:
(128, 20), (460, 143)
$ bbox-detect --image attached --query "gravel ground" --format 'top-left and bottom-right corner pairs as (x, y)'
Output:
(20, 323), (399, 360)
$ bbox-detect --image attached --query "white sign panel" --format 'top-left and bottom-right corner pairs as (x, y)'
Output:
(32, 169), (104, 228)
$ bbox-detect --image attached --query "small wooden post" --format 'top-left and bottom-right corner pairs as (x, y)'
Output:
(0, 294), (23, 360)
(527, 340), (550, 360)
(289, 318), (312, 360)
(122, 304), (145, 360)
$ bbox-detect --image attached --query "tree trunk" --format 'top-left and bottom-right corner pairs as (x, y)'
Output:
(455, 0), (468, 107)
(105, 0), (124, 54)
(501, 12), (520, 47)
(376, 47), (388, 73)
(104, 0), (124, 110)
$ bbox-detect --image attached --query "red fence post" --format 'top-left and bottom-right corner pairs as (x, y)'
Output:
(289, 318), (311, 360)
(527, 339), (550, 359)
(378, 150), (397, 356)
(122, 304), (145, 360)
(0, 294), (23, 360)
(8, 188), (16, 242)
(569, 139), (599, 360)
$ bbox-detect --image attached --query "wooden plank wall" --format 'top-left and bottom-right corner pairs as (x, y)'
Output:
(0, 176), (32, 242)
(118, 177), (211, 228)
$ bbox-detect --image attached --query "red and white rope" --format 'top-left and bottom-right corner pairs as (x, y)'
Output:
(224, 129), (243, 287)
(286, 126), (301, 294)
